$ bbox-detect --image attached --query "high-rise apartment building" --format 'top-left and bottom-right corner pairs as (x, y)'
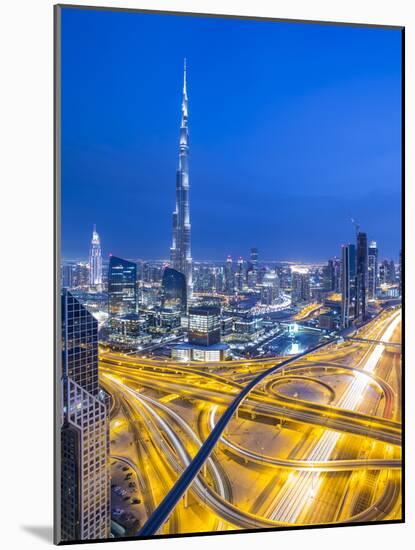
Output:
(291, 268), (311, 306)
(261, 271), (280, 305)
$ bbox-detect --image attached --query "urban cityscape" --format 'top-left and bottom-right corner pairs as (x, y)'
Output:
(58, 9), (402, 544)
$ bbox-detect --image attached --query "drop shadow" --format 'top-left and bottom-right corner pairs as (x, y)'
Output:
(21, 525), (53, 544)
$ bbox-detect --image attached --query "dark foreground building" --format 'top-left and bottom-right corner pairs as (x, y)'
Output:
(60, 290), (110, 541)
(162, 267), (187, 312)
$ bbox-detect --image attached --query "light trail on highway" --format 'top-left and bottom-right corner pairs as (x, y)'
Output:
(99, 306), (402, 535)
(264, 310), (401, 524)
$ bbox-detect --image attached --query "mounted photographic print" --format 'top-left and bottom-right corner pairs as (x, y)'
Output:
(54, 4), (404, 544)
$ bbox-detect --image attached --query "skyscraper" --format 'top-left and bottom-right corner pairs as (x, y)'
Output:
(60, 290), (110, 541)
(368, 240), (378, 300)
(224, 255), (234, 295)
(356, 232), (368, 320)
(291, 268), (311, 306)
(322, 259), (335, 292)
(261, 271), (280, 305)
(170, 60), (192, 299)
(89, 224), (102, 288)
(341, 244), (356, 328)
(250, 248), (258, 270)
(388, 260), (396, 283)
(235, 257), (244, 292)
(247, 248), (258, 288)
(162, 266), (187, 312)
(108, 256), (137, 316)
(61, 264), (74, 289)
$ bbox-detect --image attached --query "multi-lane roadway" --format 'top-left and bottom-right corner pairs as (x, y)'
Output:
(100, 306), (402, 536)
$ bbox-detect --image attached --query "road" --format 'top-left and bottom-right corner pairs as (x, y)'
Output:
(99, 305), (402, 536)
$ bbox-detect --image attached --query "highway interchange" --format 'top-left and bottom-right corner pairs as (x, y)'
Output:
(100, 305), (402, 536)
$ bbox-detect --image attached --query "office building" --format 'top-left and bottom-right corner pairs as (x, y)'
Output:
(341, 244), (356, 328)
(368, 240), (378, 300)
(60, 290), (110, 541)
(356, 231), (368, 320)
(235, 257), (244, 292)
(173, 305), (229, 361)
(161, 267), (187, 312)
(224, 255), (234, 295)
(188, 306), (221, 346)
(322, 259), (335, 292)
(108, 256), (137, 316)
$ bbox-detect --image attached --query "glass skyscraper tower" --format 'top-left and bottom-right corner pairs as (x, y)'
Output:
(170, 60), (193, 299)
(162, 266), (187, 312)
(60, 290), (110, 541)
(108, 256), (137, 316)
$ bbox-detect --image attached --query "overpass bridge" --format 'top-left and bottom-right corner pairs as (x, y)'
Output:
(345, 336), (401, 349)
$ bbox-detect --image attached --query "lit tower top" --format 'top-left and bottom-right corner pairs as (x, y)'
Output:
(170, 59), (192, 300)
(89, 224), (103, 286)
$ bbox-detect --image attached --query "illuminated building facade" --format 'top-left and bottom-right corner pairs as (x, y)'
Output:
(89, 224), (102, 288)
(188, 306), (221, 346)
(322, 259), (335, 292)
(368, 240), (378, 300)
(173, 305), (229, 361)
(60, 290), (110, 541)
(235, 257), (244, 291)
(291, 268), (310, 305)
(261, 271), (280, 305)
(224, 255), (234, 294)
(108, 256), (137, 316)
(356, 231), (368, 320)
(341, 243), (356, 328)
(170, 60), (193, 299)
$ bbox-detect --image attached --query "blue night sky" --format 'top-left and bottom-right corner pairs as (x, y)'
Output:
(61, 7), (402, 262)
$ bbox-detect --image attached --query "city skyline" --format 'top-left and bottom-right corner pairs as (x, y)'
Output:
(61, 9), (402, 261)
(57, 6), (402, 543)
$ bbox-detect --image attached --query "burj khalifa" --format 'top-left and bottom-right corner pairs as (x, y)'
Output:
(170, 59), (193, 299)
